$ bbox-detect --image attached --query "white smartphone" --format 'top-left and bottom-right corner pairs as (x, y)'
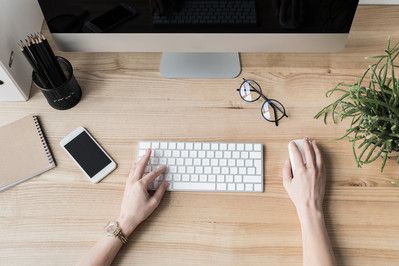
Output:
(60, 127), (116, 183)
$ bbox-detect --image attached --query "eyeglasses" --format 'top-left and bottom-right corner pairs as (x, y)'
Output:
(237, 78), (288, 126)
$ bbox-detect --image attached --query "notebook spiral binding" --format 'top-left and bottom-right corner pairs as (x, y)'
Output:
(33, 116), (55, 166)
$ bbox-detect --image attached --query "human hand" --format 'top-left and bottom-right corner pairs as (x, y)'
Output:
(118, 149), (169, 236)
(282, 138), (326, 217)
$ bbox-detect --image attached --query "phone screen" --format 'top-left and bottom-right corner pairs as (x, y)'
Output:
(64, 131), (112, 178)
(90, 5), (133, 31)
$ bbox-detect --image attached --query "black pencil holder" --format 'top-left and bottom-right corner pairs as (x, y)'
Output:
(32, 56), (82, 110)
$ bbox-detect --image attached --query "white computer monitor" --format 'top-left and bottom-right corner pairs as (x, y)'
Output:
(38, 0), (359, 78)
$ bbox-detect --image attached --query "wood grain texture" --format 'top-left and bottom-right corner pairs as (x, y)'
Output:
(0, 6), (399, 266)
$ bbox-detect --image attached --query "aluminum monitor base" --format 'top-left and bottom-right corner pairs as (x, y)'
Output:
(160, 53), (241, 79)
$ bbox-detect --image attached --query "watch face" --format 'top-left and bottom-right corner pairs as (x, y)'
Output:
(105, 221), (118, 235)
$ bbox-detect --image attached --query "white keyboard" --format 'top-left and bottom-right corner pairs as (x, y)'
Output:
(137, 141), (264, 192)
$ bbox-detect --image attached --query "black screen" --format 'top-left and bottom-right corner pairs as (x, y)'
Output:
(64, 131), (112, 178)
(90, 5), (133, 30)
(38, 0), (359, 34)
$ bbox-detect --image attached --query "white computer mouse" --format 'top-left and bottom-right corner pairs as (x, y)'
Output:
(288, 139), (306, 172)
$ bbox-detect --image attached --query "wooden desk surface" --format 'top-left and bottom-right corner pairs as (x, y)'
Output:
(1, 6), (399, 266)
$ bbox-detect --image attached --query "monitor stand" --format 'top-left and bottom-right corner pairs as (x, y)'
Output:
(160, 53), (241, 79)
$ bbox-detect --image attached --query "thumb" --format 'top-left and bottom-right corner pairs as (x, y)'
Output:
(282, 159), (293, 188)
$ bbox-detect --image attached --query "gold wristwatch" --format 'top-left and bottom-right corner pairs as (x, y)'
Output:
(105, 221), (128, 245)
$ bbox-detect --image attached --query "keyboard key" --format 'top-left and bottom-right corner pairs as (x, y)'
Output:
(168, 142), (176, 149)
(245, 160), (253, 167)
(254, 144), (262, 151)
(247, 167), (256, 175)
(228, 183), (236, 191)
(237, 143), (244, 150)
(220, 143), (227, 150)
(217, 183), (227, 191)
(185, 158), (193, 165)
(202, 159), (210, 166)
(226, 175), (233, 182)
(211, 159), (218, 166)
(178, 166), (186, 173)
(177, 143), (185, 149)
(203, 143), (211, 150)
(230, 167), (238, 174)
(217, 175), (224, 182)
(250, 152), (262, 159)
(187, 166), (195, 174)
(215, 151), (223, 158)
(237, 183), (244, 191)
(234, 175), (242, 183)
(186, 142), (194, 150)
(222, 167), (229, 174)
(211, 143), (219, 150)
(245, 184), (254, 191)
(195, 166), (203, 174)
(173, 150), (180, 157)
(189, 151), (197, 158)
(213, 167), (221, 174)
(254, 160), (262, 174)
(204, 167), (212, 174)
(164, 150), (172, 157)
(199, 175), (207, 182)
(191, 174), (199, 182)
(182, 174), (190, 181)
(254, 184), (263, 192)
(208, 175), (216, 182)
(194, 143), (202, 150)
(243, 175), (262, 183)
(228, 144), (236, 150)
(160, 142), (168, 149)
(140, 142), (151, 149)
(173, 182), (215, 191)
(245, 144), (253, 151)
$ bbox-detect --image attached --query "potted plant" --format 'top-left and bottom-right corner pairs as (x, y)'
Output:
(315, 40), (399, 171)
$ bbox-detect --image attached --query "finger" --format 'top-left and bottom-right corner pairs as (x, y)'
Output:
(282, 159), (292, 188)
(150, 180), (169, 208)
(311, 140), (324, 170)
(289, 141), (305, 170)
(129, 149), (151, 181)
(141, 165), (167, 187)
(303, 138), (316, 169)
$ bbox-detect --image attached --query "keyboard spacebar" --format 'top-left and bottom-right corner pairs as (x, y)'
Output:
(172, 182), (216, 191)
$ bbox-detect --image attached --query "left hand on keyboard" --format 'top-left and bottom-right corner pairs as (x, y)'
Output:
(117, 149), (168, 236)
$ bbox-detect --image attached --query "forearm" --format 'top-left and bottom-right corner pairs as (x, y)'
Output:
(298, 207), (336, 266)
(78, 236), (123, 266)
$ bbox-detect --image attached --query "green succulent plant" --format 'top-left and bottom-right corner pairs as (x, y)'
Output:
(315, 39), (399, 172)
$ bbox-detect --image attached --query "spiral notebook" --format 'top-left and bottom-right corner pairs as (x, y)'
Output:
(0, 115), (56, 192)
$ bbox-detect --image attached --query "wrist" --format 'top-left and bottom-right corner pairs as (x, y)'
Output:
(117, 215), (140, 237)
(296, 204), (324, 223)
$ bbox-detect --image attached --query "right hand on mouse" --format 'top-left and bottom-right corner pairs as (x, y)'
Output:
(117, 149), (169, 237)
(282, 138), (326, 216)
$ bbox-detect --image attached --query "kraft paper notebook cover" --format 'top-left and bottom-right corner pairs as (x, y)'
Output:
(0, 115), (55, 192)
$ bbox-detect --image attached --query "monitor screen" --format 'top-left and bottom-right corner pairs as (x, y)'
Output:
(38, 0), (358, 34)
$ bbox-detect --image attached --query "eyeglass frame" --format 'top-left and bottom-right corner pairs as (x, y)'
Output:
(237, 78), (288, 126)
